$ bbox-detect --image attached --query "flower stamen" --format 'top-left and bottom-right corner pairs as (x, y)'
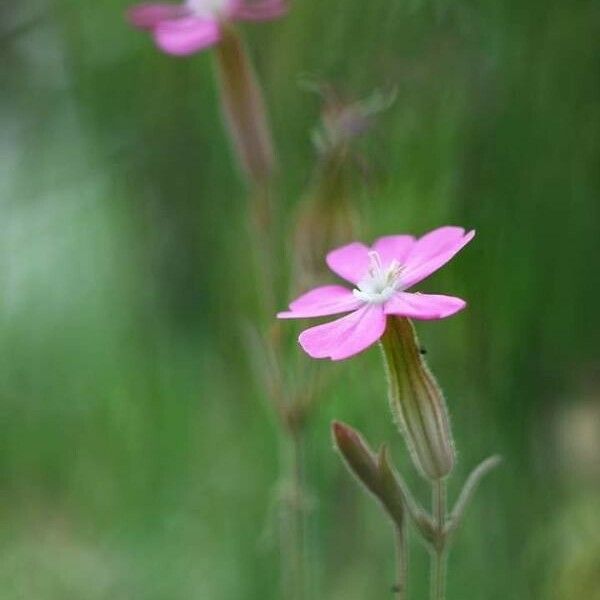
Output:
(185, 0), (229, 17)
(353, 251), (404, 304)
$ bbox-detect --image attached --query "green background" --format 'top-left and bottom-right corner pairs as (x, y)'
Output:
(1, 0), (599, 598)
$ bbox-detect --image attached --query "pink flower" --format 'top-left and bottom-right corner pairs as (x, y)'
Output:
(278, 226), (475, 361)
(127, 0), (287, 56)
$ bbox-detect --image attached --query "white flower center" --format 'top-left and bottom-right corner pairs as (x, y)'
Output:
(185, 0), (230, 18)
(353, 251), (403, 304)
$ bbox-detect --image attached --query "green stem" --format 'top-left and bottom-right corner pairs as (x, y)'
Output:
(213, 24), (313, 600)
(432, 548), (447, 600)
(280, 426), (308, 600)
(394, 523), (408, 600)
(247, 182), (278, 322)
(431, 479), (447, 600)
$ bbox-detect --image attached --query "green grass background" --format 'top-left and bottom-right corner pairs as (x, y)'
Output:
(1, 0), (599, 598)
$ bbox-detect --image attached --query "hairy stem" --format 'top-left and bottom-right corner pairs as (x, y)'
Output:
(248, 182), (278, 321)
(394, 523), (408, 600)
(280, 427), (309, 600)
(431, 479), (447, 600)
(213, 25), (314, 600)
(431, 548), (447, 600)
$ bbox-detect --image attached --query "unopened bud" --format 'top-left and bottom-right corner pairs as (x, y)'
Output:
(306, 84), (396, 156)
(292, 157), (360, 289)
(332, 421), (404, 527)
(214, 25), (275, 185)
(292, 87), (378, 290)
(380, 317), (455, 481)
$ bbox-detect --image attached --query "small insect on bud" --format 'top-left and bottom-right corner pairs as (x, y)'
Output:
(380, 317), (456, 481)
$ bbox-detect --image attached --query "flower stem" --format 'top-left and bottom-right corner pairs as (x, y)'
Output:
(292, 427), (308, 600)
(394, 523), (408, 600)
(248, 182), (278, 320)
(212, 23), (313, 599)
(280, 425), (309, 600)
(431, 548), (447, 600)
(213, 25), (279, 319)
(431, 479), (447, 600)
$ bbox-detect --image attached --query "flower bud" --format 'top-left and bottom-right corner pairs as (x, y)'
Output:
(306, 84), (395, 156)
(214, 25), (275, 185)
(332, 421), (404, 527)
(292, 153), (361, 290)
(292, 87), (380, 290)
(380, 317), (455, 481)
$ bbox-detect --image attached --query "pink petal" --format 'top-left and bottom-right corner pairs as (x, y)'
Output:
(231, 0), (288, 20)
(326, 242), (371, 285)
(277, 285), (361, 319)
(277, 285), (362, 319)
(298, 304), (386, 361)
(153, 16), (221, 55)
(126, 3), (186, 29)
(401, 227), (475, 288)
(372, 235), (415, 267)
(384, 292), (466, 320)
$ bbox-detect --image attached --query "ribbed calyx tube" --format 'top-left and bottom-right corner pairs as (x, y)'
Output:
(292, 151), (360, 290)
(380, 317), (455, 481)
(214, 24), (275, 185)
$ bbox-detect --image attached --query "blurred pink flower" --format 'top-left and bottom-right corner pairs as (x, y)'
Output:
(127, 0), (287, 55)
(278, 226), (474, 360)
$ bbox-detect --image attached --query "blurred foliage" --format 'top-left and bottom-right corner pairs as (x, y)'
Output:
(1, 0), (599, 598)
